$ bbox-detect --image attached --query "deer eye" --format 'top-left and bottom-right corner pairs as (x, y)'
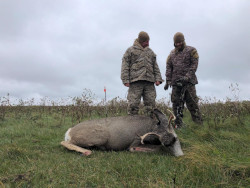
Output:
(163, 134), (176, 146)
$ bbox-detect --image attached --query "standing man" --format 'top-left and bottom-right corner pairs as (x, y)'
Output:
(121, 31), (164, 116)
(165, 32), (202, 128)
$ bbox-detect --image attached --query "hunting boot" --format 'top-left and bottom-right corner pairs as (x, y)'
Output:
(174, 116), (185, 129)
(127, 105), (139, 115)
(190, 109), (203, 125)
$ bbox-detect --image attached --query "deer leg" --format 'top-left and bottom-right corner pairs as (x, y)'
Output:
(61, 141), (92, 156)
(129, 146), (160, 152)
(129, 137), (161, 153)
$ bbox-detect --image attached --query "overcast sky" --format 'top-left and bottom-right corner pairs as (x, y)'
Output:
(1, 0), (249, 104)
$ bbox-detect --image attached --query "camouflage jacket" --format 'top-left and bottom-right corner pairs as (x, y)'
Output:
(121, 39), (164, 84)
(166, 45), (199, 85)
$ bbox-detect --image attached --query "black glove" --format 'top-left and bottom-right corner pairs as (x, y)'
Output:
(178, 76), (189, 83)
(182, 76), (189, 82)
(164, 81), (172, 90)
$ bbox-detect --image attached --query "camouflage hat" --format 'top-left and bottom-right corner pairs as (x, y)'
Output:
(173, 32), (185, 43)
(138, 31), (150, 43)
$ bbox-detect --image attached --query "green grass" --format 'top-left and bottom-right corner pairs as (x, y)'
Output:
(0, 110), (249, 188)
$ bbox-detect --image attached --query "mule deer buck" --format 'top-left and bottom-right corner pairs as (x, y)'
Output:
(61, 109), (183, 156)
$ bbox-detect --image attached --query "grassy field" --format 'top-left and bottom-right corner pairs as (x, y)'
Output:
(0, 99), (249, 187)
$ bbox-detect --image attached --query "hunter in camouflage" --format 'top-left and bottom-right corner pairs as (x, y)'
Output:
(121, 31), (163, 116)
(165, 32), (202, 127)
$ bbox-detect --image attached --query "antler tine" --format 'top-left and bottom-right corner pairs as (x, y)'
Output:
(168, 116), (173, 126)
(167, 109), (176, 125)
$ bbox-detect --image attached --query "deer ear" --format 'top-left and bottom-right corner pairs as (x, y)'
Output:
(153, 109), (168, 122)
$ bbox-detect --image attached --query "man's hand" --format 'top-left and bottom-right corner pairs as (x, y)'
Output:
(124, 83), (130, 87)
(155, 81), (161, 86)
(164, 81), (172, 90)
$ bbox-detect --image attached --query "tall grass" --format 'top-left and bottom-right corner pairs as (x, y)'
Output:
(0, 88), (249, 187)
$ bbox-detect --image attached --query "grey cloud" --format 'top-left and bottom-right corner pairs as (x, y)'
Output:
(0, 0), (249, 102)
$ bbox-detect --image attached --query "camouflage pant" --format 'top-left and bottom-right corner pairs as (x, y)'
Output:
(171, 84), (202, 124)
(127, 81), (156, 116)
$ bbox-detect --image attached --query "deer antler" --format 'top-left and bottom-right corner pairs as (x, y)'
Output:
(140, 132), (161, 144)
(167, 109), (176, 125)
